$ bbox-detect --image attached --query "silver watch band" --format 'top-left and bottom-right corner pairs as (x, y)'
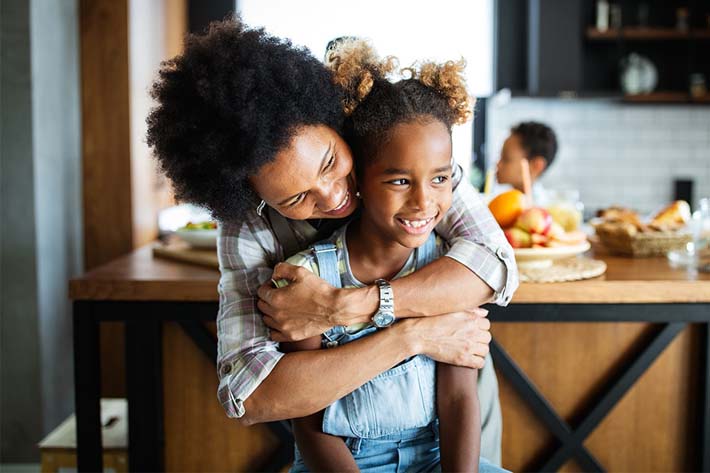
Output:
(373, 279), (395, 327)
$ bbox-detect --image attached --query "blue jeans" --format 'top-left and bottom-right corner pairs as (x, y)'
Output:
(290, 422), (509, 473)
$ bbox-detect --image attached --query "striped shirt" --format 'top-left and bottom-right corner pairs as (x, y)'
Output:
(216, 165), (518, 418)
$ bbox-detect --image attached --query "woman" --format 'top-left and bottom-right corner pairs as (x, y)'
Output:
(146, 18), (517, 465)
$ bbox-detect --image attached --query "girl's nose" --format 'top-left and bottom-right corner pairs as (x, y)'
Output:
(410, 185), (429, 210)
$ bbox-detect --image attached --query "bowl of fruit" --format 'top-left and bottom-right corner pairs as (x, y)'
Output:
(175, 221), (218, 249)
(489, 190), (589, 269)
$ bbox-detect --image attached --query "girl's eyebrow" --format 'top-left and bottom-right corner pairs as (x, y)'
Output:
(382, 164), (452, 175)
(276, 141), (333, 206)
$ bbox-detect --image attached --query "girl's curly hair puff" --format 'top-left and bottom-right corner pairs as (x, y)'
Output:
(146, 18), (345, 222)
(326, 39), (473, 165)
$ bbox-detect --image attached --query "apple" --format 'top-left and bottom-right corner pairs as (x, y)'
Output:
(515, 207), (553, 235)
(547, 221), (566, 240)
(531, 233), (548, 245)
(504, 227), (532, 248)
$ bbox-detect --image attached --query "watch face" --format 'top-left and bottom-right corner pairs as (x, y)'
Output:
(374, 312), (395, 327)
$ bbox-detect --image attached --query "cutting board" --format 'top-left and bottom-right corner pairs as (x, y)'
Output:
(152, 241), (219, 269)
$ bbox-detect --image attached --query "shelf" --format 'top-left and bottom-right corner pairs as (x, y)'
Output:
(622, 92), (710, 104)
(586, 27), (710, 41)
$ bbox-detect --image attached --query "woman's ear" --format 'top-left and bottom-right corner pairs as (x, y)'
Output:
(529, 156), (548, 179)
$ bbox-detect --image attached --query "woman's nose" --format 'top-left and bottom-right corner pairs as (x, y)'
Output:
(315, 181), (343, 211)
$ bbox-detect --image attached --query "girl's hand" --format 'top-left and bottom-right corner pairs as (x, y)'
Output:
(401, 309), (491, 369)
(258, 263), (341, 342)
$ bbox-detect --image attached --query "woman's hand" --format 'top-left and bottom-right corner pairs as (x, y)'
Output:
(258, 263), (343, 342)
(401, 308), (491, 369)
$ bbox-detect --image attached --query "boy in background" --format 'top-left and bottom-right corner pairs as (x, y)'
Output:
(494, 121), (558, 204)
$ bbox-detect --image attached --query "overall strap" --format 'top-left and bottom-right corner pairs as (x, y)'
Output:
(267, 206), (301, 259)
(312, 242), (342, 289)
(415, 233), (437, 269)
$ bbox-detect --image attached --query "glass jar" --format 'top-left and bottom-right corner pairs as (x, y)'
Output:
(544, 189), (584, 232)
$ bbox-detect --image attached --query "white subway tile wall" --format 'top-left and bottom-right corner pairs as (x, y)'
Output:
(485, 98), (710, 216)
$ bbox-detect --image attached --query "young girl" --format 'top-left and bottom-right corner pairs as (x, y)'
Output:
(278, 40), (506, 473)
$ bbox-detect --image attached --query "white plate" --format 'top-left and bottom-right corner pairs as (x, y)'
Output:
(175, 228), (218, 249)
(514, 241), (591, 269)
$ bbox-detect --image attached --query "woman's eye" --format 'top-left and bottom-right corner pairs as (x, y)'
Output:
(432, 175), (449, 184)
(324, 155), (335, 171)
(388, 179), (409, 186)
(288, 193), (307, 207)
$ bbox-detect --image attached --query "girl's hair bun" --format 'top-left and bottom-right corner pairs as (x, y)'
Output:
(326, 38), (397, 115)
(417, 59), (472, 125)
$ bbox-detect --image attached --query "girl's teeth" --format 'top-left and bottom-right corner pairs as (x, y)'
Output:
(401, 218), (432, 228)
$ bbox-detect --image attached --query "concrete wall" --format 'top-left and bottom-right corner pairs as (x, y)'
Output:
(1, 0), (81, 462)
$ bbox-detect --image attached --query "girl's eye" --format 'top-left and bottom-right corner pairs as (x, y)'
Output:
(388, 179), (409, 186)
(432, 175), (449, 184)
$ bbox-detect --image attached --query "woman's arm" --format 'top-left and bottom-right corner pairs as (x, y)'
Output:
(281, 338), (358, 472)
(258, 166), (518, 338)
(437, 363), (480, 473)
(241, 312), (491, 425)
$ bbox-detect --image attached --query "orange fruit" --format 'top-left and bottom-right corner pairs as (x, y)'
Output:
(488, 189), (526, 228)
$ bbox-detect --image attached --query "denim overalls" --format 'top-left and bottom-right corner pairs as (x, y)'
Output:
(290, 232), (508, 473)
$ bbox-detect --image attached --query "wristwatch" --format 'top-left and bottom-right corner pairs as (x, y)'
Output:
(372, 279), (395, 328)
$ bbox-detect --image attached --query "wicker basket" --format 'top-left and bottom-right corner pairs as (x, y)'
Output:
(595, 225), (691, 257)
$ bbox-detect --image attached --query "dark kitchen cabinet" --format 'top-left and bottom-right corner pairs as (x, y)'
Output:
(494, 0), (710, 103)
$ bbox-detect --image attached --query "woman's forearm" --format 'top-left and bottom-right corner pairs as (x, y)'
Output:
(337, 257), (493, 325)
(241, 321), (416, 425)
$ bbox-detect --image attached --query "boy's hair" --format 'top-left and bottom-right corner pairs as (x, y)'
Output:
(146, 17), (345, 222)
(325, 40), (472, 167)
(511, 121), (558, 168)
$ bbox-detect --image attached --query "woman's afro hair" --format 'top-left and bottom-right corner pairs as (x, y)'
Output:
(146, 17), (345, 222)
(326, 39), (473, 164)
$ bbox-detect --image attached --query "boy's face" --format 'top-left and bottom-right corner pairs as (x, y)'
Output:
(496, 133), (528, 190)
(250, 125), (358, 220)
(358, 120), (453, 249)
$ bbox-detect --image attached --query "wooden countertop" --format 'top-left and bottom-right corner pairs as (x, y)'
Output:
(69, 244), (710, 303)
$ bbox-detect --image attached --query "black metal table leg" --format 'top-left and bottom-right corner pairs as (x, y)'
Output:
(73, 301), (103, 472)
(703, 322), (710, 473)
(126, 317), (164, 472)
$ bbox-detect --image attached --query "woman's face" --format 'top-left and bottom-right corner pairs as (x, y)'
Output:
(250, 125), (358, 220)
(358, 120), (453, 249)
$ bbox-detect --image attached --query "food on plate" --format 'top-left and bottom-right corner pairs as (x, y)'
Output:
(515, 207), (552, 235)
(547, 204), (582, 232)
(504, 227), (532, 248)
(502, 206), (587, 249)
(488, 189), (526, 228)
(181, 221), (218, 231)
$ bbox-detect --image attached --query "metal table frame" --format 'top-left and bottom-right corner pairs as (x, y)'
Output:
(73, 301), (710, 472)
(488, 303), (710, 472)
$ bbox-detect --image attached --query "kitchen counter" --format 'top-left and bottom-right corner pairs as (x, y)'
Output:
(70, 245), (710, 303)
(69, 244), (710, 472)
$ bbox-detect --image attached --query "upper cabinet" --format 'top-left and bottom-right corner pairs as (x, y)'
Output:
(494, 0), (710, 103)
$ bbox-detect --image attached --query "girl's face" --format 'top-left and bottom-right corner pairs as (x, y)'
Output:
(250, 125), (358, 220)
(358, 120), (453, 249)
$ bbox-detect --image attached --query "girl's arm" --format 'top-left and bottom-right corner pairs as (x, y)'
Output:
(258, 166), (518, 339)
(437, 363), (480, 473)
(280, 338), (359, 472)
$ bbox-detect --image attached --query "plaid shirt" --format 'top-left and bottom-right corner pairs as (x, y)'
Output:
(216, 165), (518, 418)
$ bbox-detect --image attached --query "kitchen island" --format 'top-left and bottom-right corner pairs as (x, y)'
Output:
(69, 245), (710, 472)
